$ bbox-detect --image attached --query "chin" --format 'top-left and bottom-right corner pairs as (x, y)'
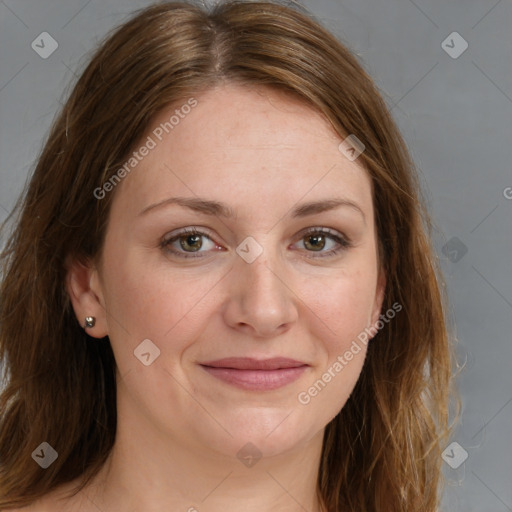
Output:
(201, 408), (319, 459)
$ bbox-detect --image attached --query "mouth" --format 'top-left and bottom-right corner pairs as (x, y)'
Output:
(199, 357), (309, 391)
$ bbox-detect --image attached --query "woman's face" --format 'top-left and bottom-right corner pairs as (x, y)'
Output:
(90, 83), (385, 459)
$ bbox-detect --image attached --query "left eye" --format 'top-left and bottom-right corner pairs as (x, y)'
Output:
(161, 227), (351, 259)
(291, 228), (351, 258)
(297, 231), (339, 252)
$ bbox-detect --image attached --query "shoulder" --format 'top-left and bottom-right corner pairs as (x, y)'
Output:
(3, 497), (53, 512)
(4, 482), (84, 512)
(1, 501), (42, 512)
(1, 502), (44, 512)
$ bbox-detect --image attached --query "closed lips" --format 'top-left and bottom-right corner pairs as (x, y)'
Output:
(199, 357), (310, 391)
(200, 357), (308, 370)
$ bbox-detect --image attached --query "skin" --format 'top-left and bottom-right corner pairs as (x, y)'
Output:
(31, 83), (385, 512)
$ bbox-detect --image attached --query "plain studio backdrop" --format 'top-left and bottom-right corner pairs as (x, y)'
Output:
(0, 0), (511, 510)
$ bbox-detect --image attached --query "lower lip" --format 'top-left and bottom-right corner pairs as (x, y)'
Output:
(200, 365), (308, 391)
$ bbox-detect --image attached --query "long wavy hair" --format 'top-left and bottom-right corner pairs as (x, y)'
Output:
(0, 1), (455, 510)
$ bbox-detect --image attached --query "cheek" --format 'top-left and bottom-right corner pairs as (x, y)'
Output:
(302, 342), (367, 420)
(296, 273), (372, 415)
(299, 267), (376, 348)
(101, 249), (226, 344)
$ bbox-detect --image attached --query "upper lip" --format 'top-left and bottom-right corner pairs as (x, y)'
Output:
(200, 357), (308, 370)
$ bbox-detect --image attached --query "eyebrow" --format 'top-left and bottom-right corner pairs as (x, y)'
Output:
(138, 196), (366, 224)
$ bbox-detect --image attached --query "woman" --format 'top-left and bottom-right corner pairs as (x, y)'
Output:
(0, 1), (454, 510)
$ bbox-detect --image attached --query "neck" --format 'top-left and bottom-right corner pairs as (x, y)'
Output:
(81, 387), (327, 512)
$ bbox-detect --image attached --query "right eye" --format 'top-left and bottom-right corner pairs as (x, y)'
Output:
(161, 227), (223, 259)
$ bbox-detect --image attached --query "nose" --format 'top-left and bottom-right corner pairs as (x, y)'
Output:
(222, 247), (299, 338)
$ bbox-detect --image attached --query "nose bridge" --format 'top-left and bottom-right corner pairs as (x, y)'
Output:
(224, 235), (298, 336)
(237, 240), (285, 301)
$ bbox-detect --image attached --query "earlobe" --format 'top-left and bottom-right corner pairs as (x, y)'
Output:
(65, 255), (108, 338)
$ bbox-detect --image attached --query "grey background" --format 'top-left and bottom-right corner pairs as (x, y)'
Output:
(0, 0), (511, 510)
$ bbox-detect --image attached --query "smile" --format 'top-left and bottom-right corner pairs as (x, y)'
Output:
(199, 357), (310, 391)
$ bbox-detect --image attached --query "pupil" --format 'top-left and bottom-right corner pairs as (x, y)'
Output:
(306, 234), (325, 251)
(181, 234), (202, 251)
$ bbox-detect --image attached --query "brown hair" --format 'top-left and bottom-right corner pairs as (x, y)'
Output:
(0, 1), (455, 510)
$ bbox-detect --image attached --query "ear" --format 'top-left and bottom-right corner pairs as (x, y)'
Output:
(369, 268), (386, 339)
(65, 255), (109, 338)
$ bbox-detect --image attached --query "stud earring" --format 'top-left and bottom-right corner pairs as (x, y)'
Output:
(84, 316), (96, 329)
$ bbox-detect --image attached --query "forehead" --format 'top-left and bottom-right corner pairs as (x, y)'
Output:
(111, 83), (373, 219)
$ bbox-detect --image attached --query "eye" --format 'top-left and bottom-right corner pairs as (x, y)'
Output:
(294, 227), (352, 258)
(161, 226), (352, 260)
(161, 227), (220, 259)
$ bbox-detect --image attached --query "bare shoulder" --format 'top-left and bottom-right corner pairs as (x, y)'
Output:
(2, 495), (60, 512)
(0, 498), (45, 512)
(3, 482), (86, 512)
(1, 499), (46, 512)
(3, 504), (42, 512)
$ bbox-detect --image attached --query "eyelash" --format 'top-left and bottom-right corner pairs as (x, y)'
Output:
(160, 226), (352, 260)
